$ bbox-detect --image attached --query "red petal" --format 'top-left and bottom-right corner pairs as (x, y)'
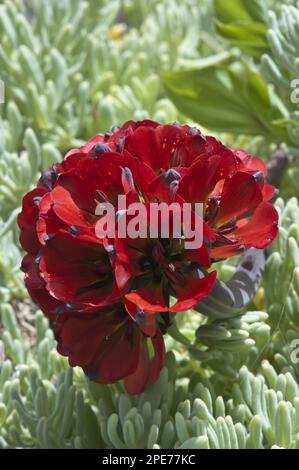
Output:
(234, 202), (279, 249)
(210, 243), (244, 259)
(232, 148), (267, 176)
(62, 151), (87, 172)
(126, 124), (185, 172)
(18, 187), (47, 254)
(51, 185), (91, 227)
(125, 329), (166, 394)
(85, 323), (141, 383)
(55, 311), (116, 367)
(125, 300), (157, 336)
(262, 181), (276, 202)
(216, 172), (263, 225)
(21, 254), (63, 320)
(179, 147), (238, 204)
(125, 283), (168, 312)
(176, 130), (207, 167)
(80, 134), (105, 153)
(170, 270), (217, 312)
(179, 155), (221, 203)
(54, 309), (139, 383)
(39, 233), (116, 308)
(124, 335), (150, 394)
(150, 330), (165, 384)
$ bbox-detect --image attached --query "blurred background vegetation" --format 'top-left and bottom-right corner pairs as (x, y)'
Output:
(1, 0), (299, 449)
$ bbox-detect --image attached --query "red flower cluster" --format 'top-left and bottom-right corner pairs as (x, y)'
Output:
(18, 120), (278, 393)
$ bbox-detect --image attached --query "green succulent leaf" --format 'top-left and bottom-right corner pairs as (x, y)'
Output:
(214, 0), (268, 24)
(163, 62), (289, 139)
(214, 0), (269, 58)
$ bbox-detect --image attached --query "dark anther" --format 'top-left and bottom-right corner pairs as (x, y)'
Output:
(169, 180), (179, 200)
(163, 168), (181, 184)
(40, 170), (57, 190)
(188, 127), (198, 136)
(51, 164), (61, 177)
(135, 309), (146, 325)
(43, 234), (54, 243)
(105, 244), (115, 256)
(35, 255), (41, 266)
(117, 136), (125, 152)
(53, 305), (66, 316)
(54, 303), (75, 317)
(253, 171), (264, 184)
(203, 237), (212, 251)
(236, 244), (246, 253)
(121, 166), (134, 191)
(171, 121), (180, 127)
(92, 143), (110, 156)
(65, 303), (75, 310)
(33, 196), (41, 205)
(206, 197), (219, 221)
(111, 125), (120, 133)
(140, 258), (152, 271)
(69, 225), (79, 235)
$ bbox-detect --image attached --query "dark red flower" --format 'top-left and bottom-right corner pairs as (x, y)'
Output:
(54, 304), (165, 395)
(176, 145), (278, 259)
(111, 203), (216, 313)
(18, 120), (278, 393)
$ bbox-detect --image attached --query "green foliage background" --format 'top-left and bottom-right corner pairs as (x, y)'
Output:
(1, 0), (299, 449)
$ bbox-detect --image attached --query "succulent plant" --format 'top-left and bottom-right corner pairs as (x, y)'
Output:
(1, 0), (299, 449)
